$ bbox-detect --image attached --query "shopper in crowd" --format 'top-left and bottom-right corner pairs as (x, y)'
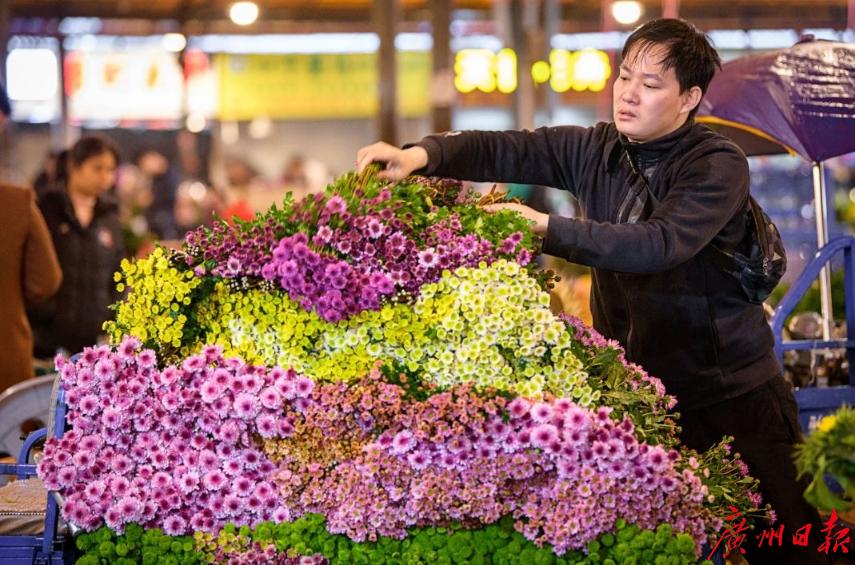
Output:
(0, 82), (63, 391)
(137, 148), (180, 240)
(358, 18), (830, 564)
(29, 136), (125, 358)
(220, 156), (263, 221)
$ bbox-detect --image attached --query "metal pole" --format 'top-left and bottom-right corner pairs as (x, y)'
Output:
(373, 0), (399, 144)
(55, 37), (71, 149)
(430, 0), (452, 133)
(812, 161), (833, 340)
(510, 0), (536, 130)
(544, 0), (559, 124)
(597, 0), (616, 123)
(0, 0), (10, 181)
(0, 0), (8, 88)
(662, 0), (680, 19)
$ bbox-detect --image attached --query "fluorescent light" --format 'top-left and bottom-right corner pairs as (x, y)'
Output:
(707, 30), (750, 50)
(189, 33), (380, 54)
(800, 29), (841, 41)
(6, 49), (58, 100)
(450, 35), (503, 52)
(395, 33), (433, 51)
(747, 29), (799, 49)
(551, 32), (627, 51)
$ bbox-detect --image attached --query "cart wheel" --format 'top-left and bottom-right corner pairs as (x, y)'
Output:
(0, 375), (56, 460)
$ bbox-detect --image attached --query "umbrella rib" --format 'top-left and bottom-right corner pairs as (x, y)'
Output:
(696, 115), (799, 157)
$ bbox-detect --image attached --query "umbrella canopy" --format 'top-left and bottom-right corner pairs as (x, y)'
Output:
(697, 39), (855, 162)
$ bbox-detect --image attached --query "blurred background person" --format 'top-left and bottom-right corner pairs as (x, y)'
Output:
(219, 156), (265, 222)
(174, 178), (222, 235)
(136, 148), (180, 240)
(0, 82), (62, 391)
(113, 156), (155, 257)
(29, 136), (126, 358)
(280, 153), (331, 202)
(30, 150), (62, 200)
(280, 153), (309, 191)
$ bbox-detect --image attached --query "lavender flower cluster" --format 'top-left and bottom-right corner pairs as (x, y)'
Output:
(38, 338), (312, 536)
(39, 342), (724, 557)
(186, 192), (532, 322)
(269, 372), (712, 555)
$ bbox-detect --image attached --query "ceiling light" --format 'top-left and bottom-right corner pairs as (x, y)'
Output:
(611, 1), (643, 25)
(229, 2), (259, 26)
(162, 33), (187, 52)
(186, 113), (207, 133)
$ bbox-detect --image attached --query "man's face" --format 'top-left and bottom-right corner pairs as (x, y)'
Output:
(612, 43), (701, 143)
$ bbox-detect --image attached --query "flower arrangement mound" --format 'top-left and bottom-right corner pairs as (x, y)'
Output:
(41, 170), (768, 563)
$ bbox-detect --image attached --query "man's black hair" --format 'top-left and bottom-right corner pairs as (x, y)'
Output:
(0, 81), (11, 117)
(621, 18), (721, 117)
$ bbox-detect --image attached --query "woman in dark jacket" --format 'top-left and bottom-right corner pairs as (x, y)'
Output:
(30, 136), (125, 358)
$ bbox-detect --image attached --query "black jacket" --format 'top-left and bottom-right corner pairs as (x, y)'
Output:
(29, 190), (125, 357)
(413, 121), (780, 410)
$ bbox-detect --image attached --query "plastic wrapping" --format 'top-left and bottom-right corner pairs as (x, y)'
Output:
(697, 40), (855, 162)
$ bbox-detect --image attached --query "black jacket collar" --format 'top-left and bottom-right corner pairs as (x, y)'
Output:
(603, 119), (694, 172)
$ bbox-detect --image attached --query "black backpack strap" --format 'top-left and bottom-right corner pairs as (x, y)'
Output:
(704, 194), (754, 275)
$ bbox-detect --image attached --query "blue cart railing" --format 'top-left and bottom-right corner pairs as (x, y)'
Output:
(0, 386), (72, 564)
(772, 236), (855, 431)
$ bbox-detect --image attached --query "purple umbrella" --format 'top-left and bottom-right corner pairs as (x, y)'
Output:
(697, 39), (855, 162)
(697, 39), (855, 338)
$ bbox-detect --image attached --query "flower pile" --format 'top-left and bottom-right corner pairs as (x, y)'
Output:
(43, 169), (768, 563)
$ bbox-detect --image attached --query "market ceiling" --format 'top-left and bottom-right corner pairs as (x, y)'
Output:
(8, 0), (849, 31)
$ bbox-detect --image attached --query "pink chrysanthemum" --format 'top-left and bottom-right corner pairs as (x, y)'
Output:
(391, 430), (416, 454)
(530, 423), (559, 449)
(507, 397), (531, 419)
(233, 393), (260, 420)
(530, 402), (554, 424)
(163, 515), (187, 536)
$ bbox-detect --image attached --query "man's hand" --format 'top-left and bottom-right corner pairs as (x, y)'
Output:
(483, 202), (550, 235)
(356, 142), (429, 182)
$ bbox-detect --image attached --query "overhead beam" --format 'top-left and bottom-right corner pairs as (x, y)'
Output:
(7, 1), (850, 33)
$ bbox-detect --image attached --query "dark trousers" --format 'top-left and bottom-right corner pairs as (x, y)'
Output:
(679, 376), (840, 565)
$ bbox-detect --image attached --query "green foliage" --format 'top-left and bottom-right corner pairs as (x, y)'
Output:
(190, 514), (704, 564)
(795, 405), (855, 510)
(768, 267), (846, 321)
(75, 525), (203, 565)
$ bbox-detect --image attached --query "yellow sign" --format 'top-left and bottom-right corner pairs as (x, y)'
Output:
(549, 49), (611, 93)
(455, 47), (611, 94)
(454, 49), (497, 93)
(217, 52), (430, 120)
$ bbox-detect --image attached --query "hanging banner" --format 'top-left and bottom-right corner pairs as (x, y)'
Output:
(216, 51), (430, 120)
(65, 50), (185, 121)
